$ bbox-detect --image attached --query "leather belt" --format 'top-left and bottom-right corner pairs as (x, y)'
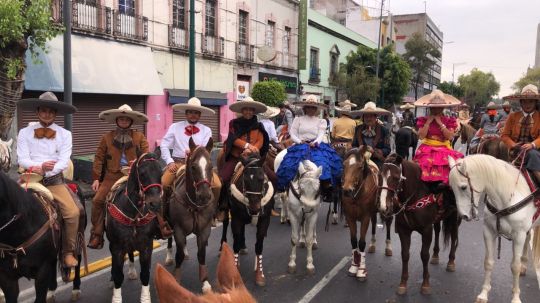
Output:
(172, 157), (185, 164)
(42, 173), (65, 186)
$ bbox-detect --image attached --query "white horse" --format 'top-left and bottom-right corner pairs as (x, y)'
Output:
(0, 138), (13, 172)
(448, 154), (540, 303)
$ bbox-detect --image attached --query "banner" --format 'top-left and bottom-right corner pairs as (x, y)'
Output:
(236, 80), (250, 100)
(298, 0), (308, 70)
(259, 72), (297, 94)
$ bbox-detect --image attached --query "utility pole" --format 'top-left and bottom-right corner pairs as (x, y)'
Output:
(63, 0), (72, 130)
(189, 0), (195, 97)
(375, 0), (385, 106)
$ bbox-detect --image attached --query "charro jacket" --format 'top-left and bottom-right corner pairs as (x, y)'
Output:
(501, 111), (540, 148)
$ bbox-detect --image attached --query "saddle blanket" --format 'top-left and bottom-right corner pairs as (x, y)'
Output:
(520, 169), (540, 224)
(406, 194), (443, 212)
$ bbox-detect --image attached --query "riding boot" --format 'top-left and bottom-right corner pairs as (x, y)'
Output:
(532, 171), (540, 188)
(321, 180), (333, 203)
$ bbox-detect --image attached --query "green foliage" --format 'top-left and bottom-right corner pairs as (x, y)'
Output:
(438, 81), (464, 99)
(458, 68), (500, 106)
(335, 65), (380, 105)
(0, 0), (61, 80)
(513, 67), (540, 92)
(251, 80), (287, 107)
(380, 47), (412, 107)
(402, 32), (441, 99)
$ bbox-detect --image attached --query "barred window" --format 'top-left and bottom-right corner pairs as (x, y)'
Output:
(205, 0), (217, 36)
(265, 21), (275, 47)
(172, 0), (186, 29)
(239, 10), (248, 44)
(119, 0), (135, 16)
(283, 26), (291, 54)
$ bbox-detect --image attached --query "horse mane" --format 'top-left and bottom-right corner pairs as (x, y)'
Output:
(0, 171), (45, 224)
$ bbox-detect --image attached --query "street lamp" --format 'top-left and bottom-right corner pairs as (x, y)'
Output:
(452, 62), (467, 84)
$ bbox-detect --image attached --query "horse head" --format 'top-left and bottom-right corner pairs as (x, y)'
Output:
(185, 137), (214, 205)
(155, 243), (255, 303)
(378, 153), (405, 218)
(342, 145), (373, 198)
(448, 156), (485, 221)
(296, 160), (322, 203)
(128, 153), (163, 213)
(0, 138), (13, 172)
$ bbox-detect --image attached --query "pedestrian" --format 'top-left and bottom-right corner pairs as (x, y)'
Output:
(352, 102), (392, 168)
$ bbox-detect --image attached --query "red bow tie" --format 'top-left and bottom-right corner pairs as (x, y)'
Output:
(184, 125), (200, 136)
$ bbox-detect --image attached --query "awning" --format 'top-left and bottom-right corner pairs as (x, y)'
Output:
(168, 89), (227, 106)
(24, 34), (163, 95)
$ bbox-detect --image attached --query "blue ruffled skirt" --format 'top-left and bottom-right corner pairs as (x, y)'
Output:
(276, 143), (343, 191)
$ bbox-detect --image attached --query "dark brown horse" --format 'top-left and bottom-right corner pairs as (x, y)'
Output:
(341, 146), (393, 281)
(167, 138), (216, 293)
(378, 154), (460, 295)
(460, 123), (509, 160)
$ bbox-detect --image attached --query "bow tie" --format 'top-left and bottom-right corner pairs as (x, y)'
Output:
(34, 127), (56, 139)
(184, 125), (200, 136)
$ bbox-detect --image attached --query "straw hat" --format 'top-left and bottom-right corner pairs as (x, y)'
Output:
(259, 106), (280, 119)
(503, 84), (540, 101)
(502, 101), (511, 107)
(293, 95), (328, 110)
(400, 103), (415, 110)
(99, 104), (148, 125)
(172, 97), (215, 116)
(229, 97), (267, 114)
(18, 92), (77, 115)
(414, 89), (461, 108)
(357, 102), (390, 116)
(336, 100), (358, 114)
(486, 102), (499, 110)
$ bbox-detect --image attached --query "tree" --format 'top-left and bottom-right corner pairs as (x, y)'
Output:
(513, 67), (540, 92)
(439, 81), (464, 99)
(0, 0), (60, 139)
(458, 68), (500, 107)
(335, 65), (380, 104)
(251, 80), (287, 107)
(402, 32), (441, 100)
(379, 47), (412, 107)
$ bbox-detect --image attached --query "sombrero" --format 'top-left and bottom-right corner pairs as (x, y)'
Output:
(293, 95), (328, 110)
(400, 103), (415, 110)
(172, 97), (215, 116)
(229, 97), (267, 114)
(336, 100), (358, 114)
(18, 92), (77, 115)
(259, 106), (280, 119)
(99, 104), (148, 125)
(502, 101), (511, 107)
(414, 89), (461, 108)
(486, 101), (499, 110)
(503, 84), (540, 101)
(357, 102), (390, 116)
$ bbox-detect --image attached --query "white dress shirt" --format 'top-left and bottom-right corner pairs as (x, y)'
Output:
(290, 115), (327, 144)
(260, 119), (278, 143)
(160, 121), (212, 165)
(17, 122), (72, 177)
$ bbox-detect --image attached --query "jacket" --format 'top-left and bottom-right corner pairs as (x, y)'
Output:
(501, 111), (540, 148)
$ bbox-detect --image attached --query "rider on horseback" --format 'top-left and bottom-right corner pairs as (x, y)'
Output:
(501, 84), (540, 184)
(469, 102), (502, 153)
(17, 92), (80, 267)
(258, 106), (281, 149)
(276, 95), (343, 203)
(352, 102), (391, 168)
(400, 103), (416, 128)
(332, 100), (358, 148)
(88, 104), (150, 249)
(498, 100), (512, 129)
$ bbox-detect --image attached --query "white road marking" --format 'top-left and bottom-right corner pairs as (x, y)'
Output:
(297, 256), (351, 303)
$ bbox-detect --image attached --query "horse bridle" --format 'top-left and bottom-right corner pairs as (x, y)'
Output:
(345, 158), (377, 200)
(450, 162), (482, 220)
(125, 153), (163, 207)
(377, 162), (415, 216)
(242, 159), (266, 197)
(184, 146), (213, 209)
(290, 170), (321, 201)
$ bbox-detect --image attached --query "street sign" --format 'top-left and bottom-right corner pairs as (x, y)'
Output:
(298, 0), (308, 70)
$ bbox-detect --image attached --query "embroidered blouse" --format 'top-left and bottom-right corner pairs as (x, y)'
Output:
(417, 116), (457, 142)
(289, 115), (327, 144)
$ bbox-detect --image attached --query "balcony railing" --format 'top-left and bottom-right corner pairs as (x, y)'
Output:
(282, 53), (297, 69)
(309, 67), (321, 83)
(236, 43), (255, 63)
(113, 10), (148, 41)
(169, 25), (188, 50)
(202, 34), (225, 57)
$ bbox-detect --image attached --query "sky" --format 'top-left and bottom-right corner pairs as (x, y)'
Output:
(369, 0), (540, 97)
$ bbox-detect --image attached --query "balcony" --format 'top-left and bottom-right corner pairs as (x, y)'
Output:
(236, 43), (255, 63)
(113, 10), (148, 41)
(168, 25), (188, 50)
(201, 34), (224, 57)
(309, 67), (321, 83)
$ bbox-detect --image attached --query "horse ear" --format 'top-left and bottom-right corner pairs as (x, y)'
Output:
(298, 161), (306, 175)
(448, 156), (457, 169)
(205, 137), (214, 153)
(189, 137), (196, 151)
(217, 243), (246, 290)
(316, 166), (323, 177)
(155, 264), (200, 303)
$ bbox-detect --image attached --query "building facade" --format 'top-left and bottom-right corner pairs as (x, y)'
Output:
(535, 23), (540, 69)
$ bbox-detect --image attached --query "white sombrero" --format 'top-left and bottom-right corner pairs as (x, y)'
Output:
(99, 104), (148, 124)
(503, 84), (540, 101)
(229, 97), (267, 114)
(357, 102), (390, 116)
(336, 100), (358, 114)
(293, 95), (328, 110)
(400, 103), (415, 110)
(172, 97), (215, 116)
(414, 89), (461, 108)
(259, 106), (280, 119)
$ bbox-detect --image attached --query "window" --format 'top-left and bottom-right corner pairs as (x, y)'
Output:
(172, 0), (186, 29)
(330, 53), (338, 77)
(77, 0), (97, 4)
(265, 21), (275, 47)
(239, 10), (248, 45)
(283, 26), (291, 54)
(205, 0), (216, 36)
(119, 0), (135, 16)
(309, 47), (320, 81)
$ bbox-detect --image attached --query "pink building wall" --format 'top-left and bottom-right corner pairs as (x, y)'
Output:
(220, 92), (237, 141)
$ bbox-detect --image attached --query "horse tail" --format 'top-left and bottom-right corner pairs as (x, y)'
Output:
(442, 208), (459, 248)
(532, 226), (540, 269)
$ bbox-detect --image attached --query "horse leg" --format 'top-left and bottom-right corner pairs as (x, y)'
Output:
(138, 248), (152, 303)
(332, 183), (340, 225)
(510, 232), (527, 303)
(385, 216), (393, 256)
(198, 226), (212, 293)
(476, 225), (496, 303)
(110, 249), (125, 303)
(347, 217), (360, 277)
(446, 215), (461, 272)
(254, 214), (271, 286)
(299, 222), (306, 248)
(0, 275), (18, 303)
(280, 193), (289, 224)
(305, 212), (318, 275)
(520, 231), (530, 276)
(173, 228), (187, 282)
(35, 262), (53, 303)
(231, 217), (243, 266)
(356, 216), (371, 282)
(127, 251), (138, 280)
(220, 210), (229, 250)
(239, 223), (248, 254)
(288, 206), (300, 274)
(46, 260), (58, 303)
(420, 227), (433, 295)
(397, 229), (411, 295)
(165, 237), (174, 265)
(71, 255), (81, 301)
(367, 212), (376, 253)
(431, 221), (441, 264)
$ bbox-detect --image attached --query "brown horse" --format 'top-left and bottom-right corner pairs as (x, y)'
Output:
(155, 243), (256, 303)
(167, 137), (216, 293)
(341, 146), (393, 281)
(460, 123), (509, 160)
(378, 154), (460, 295)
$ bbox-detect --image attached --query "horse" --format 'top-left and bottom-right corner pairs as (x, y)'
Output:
(378, 154), (460, 295)
(0, 139), (12, 172)
(459, 122), (510, 160)
(342, 146), (393, 281)
(166, 138), (216, 293)
(155, 243), (255, 303)
(224, 153), (274, 286)
(394, 127), (418, 160)
(459, 121), (476, 154)
(448, 154), (540, 303)
(285, 160), (322, 275)
(106, 152), (163, 303)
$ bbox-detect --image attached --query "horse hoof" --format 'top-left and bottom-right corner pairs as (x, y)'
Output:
(421, 286), (431, 295)
(288, 265), (296, 274)
(475, 297), (488, 303)
(367, 245), (376, 254)
(299, 242), (306, 248)
(71, 289), (81, 301)
(239, 248), (248, 255)
(446, 263), (456, 272)
(520, 265), (527, 276)
(430, 257), (439, 265)
(202, 281), (212, 294)
(357, 276), (367, 282)
(184, 254), (191, 260)
(306, 267), (315, 275)
(165, 258), (174, 266)
(396, 286), (407, 295)
(46, 293), (56, 303)
(255, 278), (266, 287)
(385, 248), (393, 256)
(312, 242), (318, 250)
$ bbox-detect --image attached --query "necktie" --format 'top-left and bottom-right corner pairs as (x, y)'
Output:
(184, 125), (200, 136)
(518, 114), (532, 143)
(34, 127), (56, 139)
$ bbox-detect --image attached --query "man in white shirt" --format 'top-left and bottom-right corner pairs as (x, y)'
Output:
(258, 106), (280, 146)
(160, 97), (221, 201)
(17, 92), (80, 268)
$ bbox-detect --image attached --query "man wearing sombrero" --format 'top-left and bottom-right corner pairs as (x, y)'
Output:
(499, 100), (512, 129)
(332, 100), (358, 148)
(502, 84), (540, 183)
(469, 101), (502, 153)
(352, 102), (392, 168)
(87, 104), (150, 249)
(16, 92), (80, 267)
(258, 106), (281, 148)
(400, 103), (416, 128)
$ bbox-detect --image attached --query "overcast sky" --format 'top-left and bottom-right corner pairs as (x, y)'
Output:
(379, 0), (540, 97)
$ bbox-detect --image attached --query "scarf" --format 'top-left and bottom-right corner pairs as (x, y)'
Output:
(357, 124), (383, 148)
(224, 116), (269, 160)
(113, 127), (133, 150)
